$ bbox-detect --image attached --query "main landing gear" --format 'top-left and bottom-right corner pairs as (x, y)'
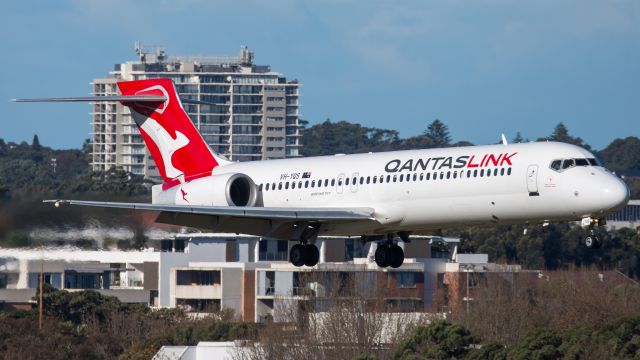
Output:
(582, 216), (605, 249)
(374, 238), (405, 268)
(289, 222), (321, 267)
(289, 243), (320, 267)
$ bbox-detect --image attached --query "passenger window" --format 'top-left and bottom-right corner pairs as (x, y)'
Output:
(467, 170), (472, 178)
(507, 168), (512, 175)
(373, 176), (377, 184)
(393, 175), (397, 183)
(311, 180), (316, 188)
(453, 171), (457, 179)
(278, 182), (283, 190)
(324, 179), (329, 187)
(360, 177), (364, 185)
(426, 173), (430, 180)
(338, 179), (342, 186)
(419, 173), (424, 181)
(272, 183), (276, 190)
(346, 178), (350, 186)
(299, 181), (303, 188)
(487, 169), (491, 177)
(473, 170), (478, 177)
(285, 182), (290, 189)
(446, 171), (451, 179)
(562, 159), (575, 169)
(331, 179), (335, 186)
(266, 183), (270, 191)
(386, 175), (391, 183)
(366, 176), (371, 184)
(500, 168), (505, 176)
(440, 172), (444, 180)
(413, 173), (417, 181)
(480, 169), (484, 177)
(550, 160), (562, 171)
(259, 184), (263, 191)
(305, 180), (309, 188)
(494, 168), (498, 176)
(353, 177), (357, 184)
(292, 182), (296, 189)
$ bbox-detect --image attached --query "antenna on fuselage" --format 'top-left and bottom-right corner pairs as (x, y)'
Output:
(501, 134), (508, 146)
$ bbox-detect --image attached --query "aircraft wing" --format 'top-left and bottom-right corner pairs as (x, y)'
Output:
(45, 200), (378, 239)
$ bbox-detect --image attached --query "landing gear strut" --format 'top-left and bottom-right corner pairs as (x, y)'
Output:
(582, 217), (603, 249)
(374, 238), (405, 268)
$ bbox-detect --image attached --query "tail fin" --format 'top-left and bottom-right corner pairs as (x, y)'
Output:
(117, 79), (225, 188)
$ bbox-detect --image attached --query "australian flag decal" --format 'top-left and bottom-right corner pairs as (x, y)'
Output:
(302, 172), (312, 179)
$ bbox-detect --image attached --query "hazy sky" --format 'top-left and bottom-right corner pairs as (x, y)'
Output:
(1, 0), (638, 150)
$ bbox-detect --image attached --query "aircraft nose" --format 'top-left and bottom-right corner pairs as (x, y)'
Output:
(602, 175), (630, 211)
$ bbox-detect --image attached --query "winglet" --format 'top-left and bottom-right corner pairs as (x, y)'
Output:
(501, 134), (508, 146)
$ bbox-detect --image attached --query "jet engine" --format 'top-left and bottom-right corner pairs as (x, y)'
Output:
(152, 173), (258, 207)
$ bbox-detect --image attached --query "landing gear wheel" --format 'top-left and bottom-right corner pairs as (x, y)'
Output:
(374, 245), (391, 268)
(585, 236), (601, 249)
(290, 244), (306, 267)
(304, 244), (320, 267)
(389, 245), (405, 268)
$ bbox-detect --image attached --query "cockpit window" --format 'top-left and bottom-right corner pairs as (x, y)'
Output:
(562, 159), (576, 169)
(551, 157), (602, 172)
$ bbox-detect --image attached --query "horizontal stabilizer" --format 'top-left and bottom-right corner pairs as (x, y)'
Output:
(12, 95), (167, 103)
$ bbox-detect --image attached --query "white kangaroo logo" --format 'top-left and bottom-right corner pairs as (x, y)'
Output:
(140, 118), (189, 180)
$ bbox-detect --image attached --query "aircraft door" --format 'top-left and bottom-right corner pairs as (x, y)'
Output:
(350, 172), (359, 193)
(527, 165), (539, 195)
(337, 173), (345, 194)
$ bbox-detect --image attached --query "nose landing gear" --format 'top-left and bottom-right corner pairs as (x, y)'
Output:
(582, 217), (605, 249)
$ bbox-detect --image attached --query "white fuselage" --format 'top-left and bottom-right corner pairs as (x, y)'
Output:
(161, 141), (629, 237)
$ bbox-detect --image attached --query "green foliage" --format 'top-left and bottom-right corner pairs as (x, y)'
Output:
(445, 223), (640, 279)
(300, 119), (401, 156)
(506, 328), (563, 360)
(598, 136), (640, 175)
(465, 342), (506, 360)
(543, 122), (591, 150)
(0, 286), (258, 359)
(425, 119), (451, 147)
(393, 321), (478, 360)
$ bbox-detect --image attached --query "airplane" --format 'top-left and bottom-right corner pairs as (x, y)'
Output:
(14, 78), (630, 268)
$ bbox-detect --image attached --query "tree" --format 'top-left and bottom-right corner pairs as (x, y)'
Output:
(393, 321), (478, 360)
(598, 136), (640, 176)
(544, 122), (591, 150)
(512, 132), (524, 143)
(424, 119), (451, 147)
(32, 134), (42, 150)
(506, 328), (563, 360)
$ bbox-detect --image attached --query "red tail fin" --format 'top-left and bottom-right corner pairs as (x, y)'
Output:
(117, 79), (220, 188)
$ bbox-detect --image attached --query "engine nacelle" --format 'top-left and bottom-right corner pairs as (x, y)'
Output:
(152, 173), (258, 207)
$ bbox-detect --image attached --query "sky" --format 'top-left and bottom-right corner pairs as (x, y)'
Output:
(0, 0), (638, 150)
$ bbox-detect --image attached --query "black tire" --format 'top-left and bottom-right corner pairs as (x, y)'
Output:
(389, 245), (404, 268)
(290, 244), (306, 267)
(304, 244), (320, 267)
(374, 244), (390, 268)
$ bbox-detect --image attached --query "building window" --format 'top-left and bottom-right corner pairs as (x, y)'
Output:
(176, 270), (221, 286)
(396, 272), (417, 288)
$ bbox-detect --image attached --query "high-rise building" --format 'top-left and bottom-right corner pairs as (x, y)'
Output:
(91, 43), (301, 180)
